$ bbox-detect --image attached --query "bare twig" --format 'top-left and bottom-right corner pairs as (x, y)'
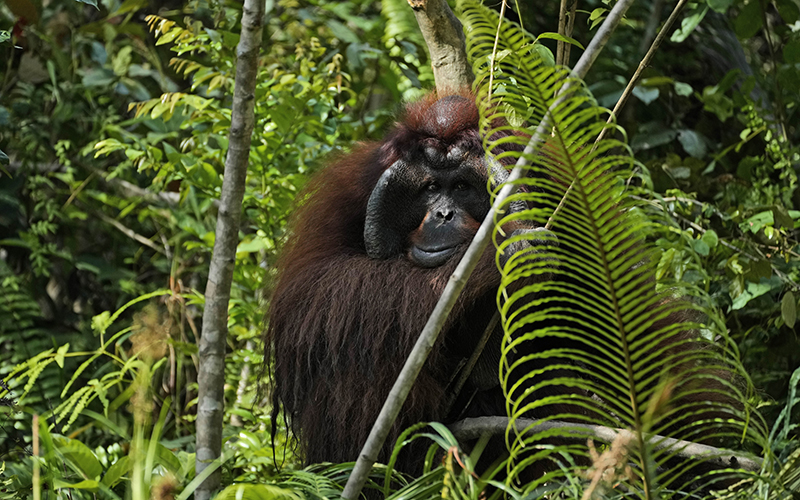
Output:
(449, 416), (763, 473)
(596, 0), (689, 145)
(341, 2), (635, 497)
(488, 0), (508, 101)
(443, 311), (500, 417)
(557, 0), (569, 66)
(563, 1), (578, 65)
(556, 0), (578, 66)
(94, 211), (166, 254)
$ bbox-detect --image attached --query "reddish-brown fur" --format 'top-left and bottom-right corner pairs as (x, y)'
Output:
(265, 95), (510, 467)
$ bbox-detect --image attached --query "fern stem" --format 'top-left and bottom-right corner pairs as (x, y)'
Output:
(570, 147), (654, 499)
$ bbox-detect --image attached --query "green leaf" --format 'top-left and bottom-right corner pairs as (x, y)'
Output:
(742, 210), (774, 233)
(671, 5), (708, 42)
(673, 81), (693, 96)
(54, 479), (100, 491)
(153, 443), (183, 474)
(678, 129), (707, 158)
(55, 343), (69, 368)
(326, 19), (360, 44)
(773, 205), (794, 229)
(101, 456), (130, 487)
(632, 86), (659, 105)
(701, 85), (734, 121)
(776, 0), (800, 23)
(74, 0), (98, 8)
(589, 8), (607, 29)
(701, 229), (719, 249)
(54, 437), (103, 479)
(785, 38), (800, 64)
(536, 32), (585, 50)
(782, 291), (797, 329)
(734, 1), (763, 39)
(216, 484), (301, 500)
(533, 43), (555, 66)
(0, 148), (8, 166)
(731, 279), (774, 310)
(708, 0), (736, 12)
(693, 238), (710, 256)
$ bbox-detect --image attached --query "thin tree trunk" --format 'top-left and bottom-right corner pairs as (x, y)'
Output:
(408, 0), (474, 94)
(194, 1), (265, 499)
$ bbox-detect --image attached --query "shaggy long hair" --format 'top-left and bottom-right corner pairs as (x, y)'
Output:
(265, 95), (510, 467)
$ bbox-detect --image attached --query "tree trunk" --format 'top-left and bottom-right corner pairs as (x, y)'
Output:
(194, 1), (265, 499)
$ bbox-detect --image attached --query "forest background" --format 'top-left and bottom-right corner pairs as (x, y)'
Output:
(0, 0), (799, 498)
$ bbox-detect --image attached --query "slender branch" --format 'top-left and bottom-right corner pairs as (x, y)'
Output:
(194, 1), (265, 499)
(488, 0), (508, 101)
(443, 311), (500, 417)
(94, 211), (166, 254)
(408, 0), (474, 94)
(595, 0), (689, 145)
(546, 0), (688, 231)
(556, 0), (578, 66)
(557, 0), (569, 66)
(449, 416), (764, 473)
(563, 1), (578, 65)
(341, 2), (634, 497)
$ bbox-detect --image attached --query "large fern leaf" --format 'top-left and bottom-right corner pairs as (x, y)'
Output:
(457, 1), (768, 497)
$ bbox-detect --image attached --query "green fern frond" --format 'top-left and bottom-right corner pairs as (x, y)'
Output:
(457, 1), (767, 496)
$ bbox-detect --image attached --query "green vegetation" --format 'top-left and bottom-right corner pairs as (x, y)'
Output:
(0, 0), (798, 498)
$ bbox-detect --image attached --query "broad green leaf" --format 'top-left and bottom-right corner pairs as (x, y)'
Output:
(216, 484), (302, 500)
(54, 437), (103, 479)
(678, 129), (707, 158)
(731, 280), (774, 310)
(782, 291), (797, 329)
(54, 479), (100, 491)
(101, 456), (130, 487)
(671, 5), (708, 42)
(632, 86), (659, 105)
(735, 1), (763, 39)
(776, 0), (800, 23)
(743, 211), (774, 234)
(693, 238), (710, 256)
(708, 0), (736, 12)
(785, 38), (800, 64)
(673, 81), (693, 96)
(536, 32), (585, 50)
(701, 229), (719, 249)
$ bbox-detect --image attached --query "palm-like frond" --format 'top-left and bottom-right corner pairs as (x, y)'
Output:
(457, 1), (768, 497)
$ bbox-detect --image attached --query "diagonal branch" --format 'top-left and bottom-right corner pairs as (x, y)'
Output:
(449, 416), (763, 473)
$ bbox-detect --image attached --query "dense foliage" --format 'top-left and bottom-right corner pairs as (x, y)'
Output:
(0, 0), (798, 498)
